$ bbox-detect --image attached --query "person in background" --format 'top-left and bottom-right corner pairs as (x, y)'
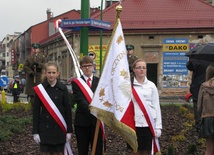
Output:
(126, 44), (138, 67)
(71, 56), (103, 155)
(197, 64), (214, 155)
(126, 44), (138, 74)
(186, 57), (212, 132)
(12, 75), (21, 103)
(23, 43), (46, 105)
(32, 61), (72, 155)
(132, 59), (162, 155)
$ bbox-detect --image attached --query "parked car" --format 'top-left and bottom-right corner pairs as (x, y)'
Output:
(185, 92), (193, 103)
(4, 78), (14, 92)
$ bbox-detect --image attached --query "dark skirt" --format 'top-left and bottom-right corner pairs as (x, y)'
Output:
(200, 117), (214, 138)
(136, 127), (153, 151)
(40, 143), (65, 152)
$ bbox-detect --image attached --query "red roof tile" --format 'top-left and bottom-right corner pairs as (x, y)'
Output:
(92, 0), (214, 29)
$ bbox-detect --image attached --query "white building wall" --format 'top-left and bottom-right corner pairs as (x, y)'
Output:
(2, 35), (18, 77)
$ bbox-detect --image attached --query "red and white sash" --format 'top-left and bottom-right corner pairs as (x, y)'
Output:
(73, 78), (93, 103)
(73, 78), (106, 151)
(34, 84), (73, 155)
(132, 87), (160, 153)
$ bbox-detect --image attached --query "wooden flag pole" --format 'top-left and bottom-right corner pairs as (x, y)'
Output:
(91, 120), (101, 155)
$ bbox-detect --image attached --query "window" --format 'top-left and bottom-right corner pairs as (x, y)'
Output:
(149, 36), (154, 40)
(198, 35), (203, 39)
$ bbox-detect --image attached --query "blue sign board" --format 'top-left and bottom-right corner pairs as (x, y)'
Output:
(60, 18), (111, 31)
(163, 38), (189, 44)
(162, 38), (189, 88)
(163, 52), (188, 75)
(0, 76), (8, 87)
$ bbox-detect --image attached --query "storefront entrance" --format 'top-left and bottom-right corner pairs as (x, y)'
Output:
(147, 63), (158, 87)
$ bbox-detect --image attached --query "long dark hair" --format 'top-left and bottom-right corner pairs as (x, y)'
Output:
(205, 64), (214, 81)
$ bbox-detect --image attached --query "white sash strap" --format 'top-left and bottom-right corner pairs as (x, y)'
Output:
(64, 142), (73, 155)
(34, 84), (73, 155)
(132, 87), (160, 153)
(73, 78), (93, 102)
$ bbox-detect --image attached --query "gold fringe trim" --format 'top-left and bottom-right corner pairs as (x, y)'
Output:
(90, 106), (138, 153)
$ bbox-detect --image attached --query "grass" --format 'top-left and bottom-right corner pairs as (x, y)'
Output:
(160, 102), (193, 108)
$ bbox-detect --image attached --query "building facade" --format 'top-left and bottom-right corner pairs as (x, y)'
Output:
(1, 34), (19, 77)
(2, 0), (214, 97)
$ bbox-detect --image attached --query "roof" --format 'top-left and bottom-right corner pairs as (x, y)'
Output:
(92, 0), (214, 29)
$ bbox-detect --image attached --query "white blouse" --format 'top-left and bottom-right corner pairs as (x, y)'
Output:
(132, 77), (162, 129)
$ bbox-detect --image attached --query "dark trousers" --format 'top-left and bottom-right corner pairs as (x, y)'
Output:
(193, 100), (201, 130)
(12, 89), (20, 102)
(75, 126), (103, 155)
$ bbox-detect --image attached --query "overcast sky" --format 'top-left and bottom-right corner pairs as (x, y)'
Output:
(0, 0), (105, 41)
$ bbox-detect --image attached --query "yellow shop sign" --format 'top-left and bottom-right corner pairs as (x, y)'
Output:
(163, 44), (189, 51)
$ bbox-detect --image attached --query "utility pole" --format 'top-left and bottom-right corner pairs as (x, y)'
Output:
(99, 0), (104, 73)
(80, 0), (90, 56)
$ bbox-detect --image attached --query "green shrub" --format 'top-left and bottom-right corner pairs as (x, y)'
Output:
(179, 106), (188, 115)
(1, 102), (31, 112)
(186, 113), (194, 120)
(0, 130), (12, 142)
(187, 144), (197, 154)
(172, 135), (185, 141)
(0, 115), (31, 142)
(167, 145), (175, 155)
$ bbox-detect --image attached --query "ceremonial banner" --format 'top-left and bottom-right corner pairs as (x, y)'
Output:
(89, 17), (137, 152)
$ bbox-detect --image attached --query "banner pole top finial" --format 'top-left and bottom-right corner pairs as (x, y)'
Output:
(116, 4), (122, 18)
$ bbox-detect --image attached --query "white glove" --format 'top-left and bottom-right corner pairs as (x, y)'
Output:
(33, 134), (41, 144)
(155, 129), (162, 138)
(66, 133), (72, 142)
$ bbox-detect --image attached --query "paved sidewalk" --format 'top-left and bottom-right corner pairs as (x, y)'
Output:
(0, 91), (28, 103)
(6, 92), (27, 98)
(1, 91), (189, 104)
